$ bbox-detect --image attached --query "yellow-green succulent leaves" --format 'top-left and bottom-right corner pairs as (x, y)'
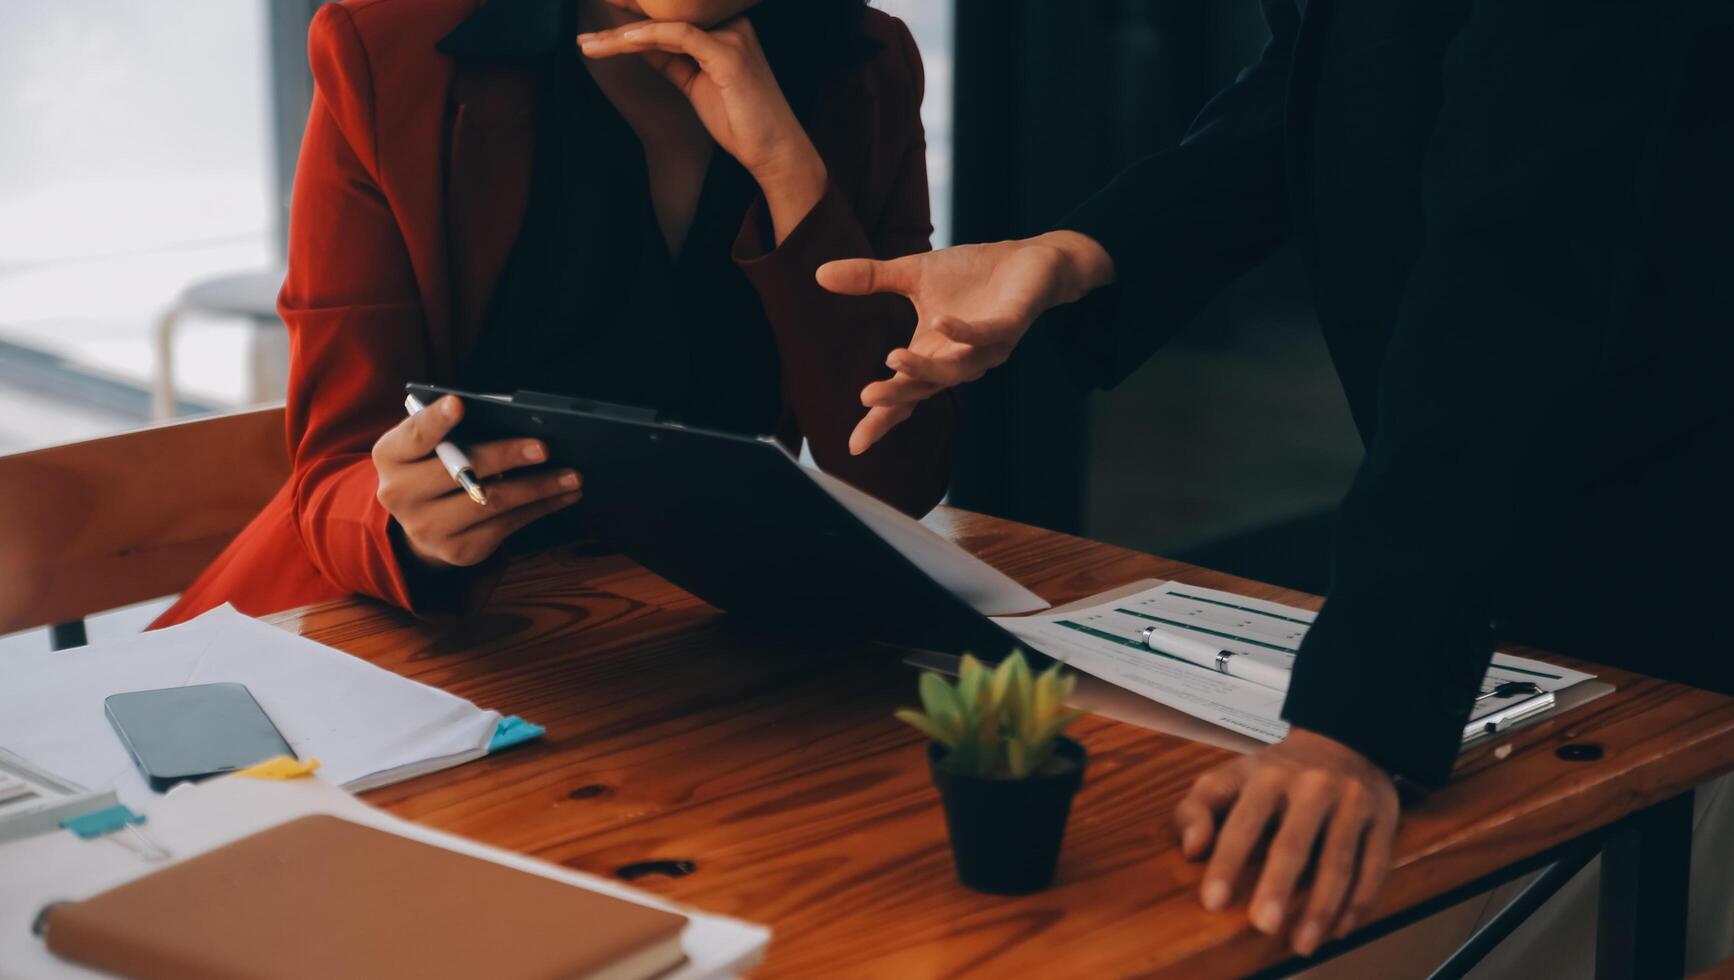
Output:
(893, 650), (1087, 779)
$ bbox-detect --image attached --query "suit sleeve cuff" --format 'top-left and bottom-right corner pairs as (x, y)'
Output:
(1282, 591), (1495, 788)
(385, 520), (507, 620)
(1041, 193), (1185, 393)
(732, 181), (876, 331)
(296, 457), (504, 619)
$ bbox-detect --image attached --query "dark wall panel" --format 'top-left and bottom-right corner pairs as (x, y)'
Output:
(948, 0), (1282, 535)
(948, 1), (1119, 534)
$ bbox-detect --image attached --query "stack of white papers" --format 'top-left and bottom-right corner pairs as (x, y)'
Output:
(995, 582), (1596, 744)
(0, 605), (503, 809)
(0, 774), (769, 980)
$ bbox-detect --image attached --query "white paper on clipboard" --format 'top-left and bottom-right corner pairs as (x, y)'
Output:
(799, 464), (1048, 617)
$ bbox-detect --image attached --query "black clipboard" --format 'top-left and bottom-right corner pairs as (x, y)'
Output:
(406, 384), (1035, 661)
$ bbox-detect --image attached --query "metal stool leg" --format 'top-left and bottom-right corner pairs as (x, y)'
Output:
(49, 621), (88, 651)
(152, 304), (182, 421)
(246, 314), (290, 404)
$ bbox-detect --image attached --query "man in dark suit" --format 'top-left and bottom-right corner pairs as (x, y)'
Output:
(820, 0), (1733, 957)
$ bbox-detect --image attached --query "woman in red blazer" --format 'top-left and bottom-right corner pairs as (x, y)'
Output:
(156, 0), (953, 626)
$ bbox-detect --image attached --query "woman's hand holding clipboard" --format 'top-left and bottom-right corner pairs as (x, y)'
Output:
(377, 395), (584, 570)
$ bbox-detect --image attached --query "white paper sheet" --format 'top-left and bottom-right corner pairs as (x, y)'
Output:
(800, 464), (1049, 616)
(995, 582), (1596, 744)
(0, 775), (768, 980)
(0, 605), (501, 809)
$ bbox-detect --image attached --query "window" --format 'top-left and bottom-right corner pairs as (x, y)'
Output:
(0, 3), (953, 459)
(872, 1), (953, 246)
(0, 1), (272, 453)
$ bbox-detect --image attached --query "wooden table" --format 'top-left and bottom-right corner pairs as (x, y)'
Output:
(268, 508), (1734, 978)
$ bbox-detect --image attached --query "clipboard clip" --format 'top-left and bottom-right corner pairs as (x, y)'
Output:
(1476, 680), (1543, 703)
(512, 390), (660, 423)
(1465, 690), (1558, 742)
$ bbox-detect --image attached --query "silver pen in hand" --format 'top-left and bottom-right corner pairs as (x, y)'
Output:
(403, 394), (488, 505)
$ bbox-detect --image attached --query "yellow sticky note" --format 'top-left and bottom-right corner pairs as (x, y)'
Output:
(233, 756), (321, 780)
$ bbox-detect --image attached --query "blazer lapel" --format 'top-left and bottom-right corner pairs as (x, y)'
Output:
(445, 66), (537, 367)
(358, 4), (472, 385)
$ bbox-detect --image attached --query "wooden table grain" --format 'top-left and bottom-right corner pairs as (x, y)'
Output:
(266, 508), (1734, 979)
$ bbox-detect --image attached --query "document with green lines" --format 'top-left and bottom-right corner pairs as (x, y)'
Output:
(992, 582), (1595, 745)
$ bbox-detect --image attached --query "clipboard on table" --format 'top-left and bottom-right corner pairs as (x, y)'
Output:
(942, 578), (1612, 753)
(406, 384), (1051, 662)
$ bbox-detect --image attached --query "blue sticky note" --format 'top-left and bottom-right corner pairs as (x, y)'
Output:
(487, 715), (545, 753)
(62, 805), (145, 839)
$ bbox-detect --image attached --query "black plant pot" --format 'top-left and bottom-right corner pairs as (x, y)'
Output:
(928, 737), (1087, 895)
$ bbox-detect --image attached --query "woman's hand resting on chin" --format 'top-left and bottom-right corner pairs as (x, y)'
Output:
(579, 17), (828, 243)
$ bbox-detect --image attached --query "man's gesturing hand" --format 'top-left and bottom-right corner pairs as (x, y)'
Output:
(1176, 728), (1400, 957)
(817, 230), (1116, 455)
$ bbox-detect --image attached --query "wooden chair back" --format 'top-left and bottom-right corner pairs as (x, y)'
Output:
(0, 406), (290, 639)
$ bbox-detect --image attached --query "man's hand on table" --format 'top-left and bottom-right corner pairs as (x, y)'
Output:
(1175, 728), (1400, 957)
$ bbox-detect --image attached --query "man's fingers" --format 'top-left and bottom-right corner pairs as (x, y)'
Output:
(861, 372), (942, 408)
(1178, 729), (1400, 948)
(816, 257), (917, 298)
(1247, 774), (1337, 937)
(1338, 804), (1398, 938)
(932, 314), (1023, 347)
(377, 395), (461, 464)
(848, 404), (913, 456)
(464, 438), (550, 480)
(1201, 771), (1284, 912)
(1174, 767), (1245, 860)
(1293, 790), (1373, 956)
(884, 344), (1000, 388)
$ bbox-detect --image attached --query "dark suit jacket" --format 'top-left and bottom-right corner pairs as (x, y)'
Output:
(1054, 0), (1734, 785)
(155, 0), (953, 628)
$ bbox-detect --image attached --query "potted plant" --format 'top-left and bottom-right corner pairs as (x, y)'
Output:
(896, 651), (1088, 895)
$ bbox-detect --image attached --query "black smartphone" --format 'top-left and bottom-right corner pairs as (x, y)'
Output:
(104, 683), (295, 792)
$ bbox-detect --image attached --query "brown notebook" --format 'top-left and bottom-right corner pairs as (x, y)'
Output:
(42, 814), (687, 980)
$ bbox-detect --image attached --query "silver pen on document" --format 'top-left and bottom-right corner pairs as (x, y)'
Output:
(1139, 625), (1292, 693)
(403, 394), (488, 506)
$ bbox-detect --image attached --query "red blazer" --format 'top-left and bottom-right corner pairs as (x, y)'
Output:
(156, 0), (953, 628)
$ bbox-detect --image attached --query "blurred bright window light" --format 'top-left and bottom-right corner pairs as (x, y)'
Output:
(0, 1), (271, 449)
(0, 2), (951, 454)
(872, 0), (953, 247)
